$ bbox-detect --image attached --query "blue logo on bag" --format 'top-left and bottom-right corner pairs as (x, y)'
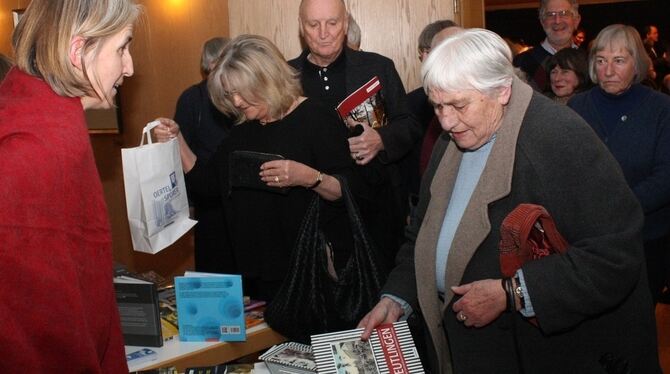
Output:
(170, 172), (177, 188)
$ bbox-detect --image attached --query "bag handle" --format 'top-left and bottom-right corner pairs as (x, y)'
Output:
(140, 120), (162, 146)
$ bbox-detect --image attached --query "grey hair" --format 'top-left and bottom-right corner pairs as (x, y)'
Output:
(201, 37), (230, 75)
(539, 0), (579, 19)
(588, 24), (649, 85)
(422, 28), (515, 96)
(347, 13), (361, 49)
(418, 19), (458, 51)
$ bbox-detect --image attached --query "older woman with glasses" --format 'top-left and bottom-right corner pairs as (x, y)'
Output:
(569, 24), (670, 305)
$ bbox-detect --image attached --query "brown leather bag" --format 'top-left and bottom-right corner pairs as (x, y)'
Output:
(499, 203), (569, 277)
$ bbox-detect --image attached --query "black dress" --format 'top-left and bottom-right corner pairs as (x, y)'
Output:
(186, 98), (355, 301)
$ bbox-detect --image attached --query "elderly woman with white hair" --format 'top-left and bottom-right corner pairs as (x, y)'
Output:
(359, 28), (661, 373)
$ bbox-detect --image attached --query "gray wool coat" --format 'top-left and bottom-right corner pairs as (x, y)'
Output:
(382, 78), (661, 374)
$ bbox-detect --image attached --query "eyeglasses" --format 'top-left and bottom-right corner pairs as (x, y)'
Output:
(541, 10), (574, 20)
(222, 89), (239, 98)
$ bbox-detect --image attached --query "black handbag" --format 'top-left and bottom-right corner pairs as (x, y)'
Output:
(264, 176), (386, 343)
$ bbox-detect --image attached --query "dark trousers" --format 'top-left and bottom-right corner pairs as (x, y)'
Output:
(644, 234), (670, 304)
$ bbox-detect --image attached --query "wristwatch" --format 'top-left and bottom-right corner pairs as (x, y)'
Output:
(513, 275), (525, 309)
(309, 171), (323, 189)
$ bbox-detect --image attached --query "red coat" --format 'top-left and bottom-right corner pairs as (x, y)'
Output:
(0, 68), (127, 373)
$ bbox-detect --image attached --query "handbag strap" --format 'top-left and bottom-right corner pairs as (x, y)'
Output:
(139, 120), (162, 146)
(503, 203), (569, 255)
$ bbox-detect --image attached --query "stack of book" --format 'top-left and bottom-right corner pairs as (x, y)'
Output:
(259, 342), (317, 374)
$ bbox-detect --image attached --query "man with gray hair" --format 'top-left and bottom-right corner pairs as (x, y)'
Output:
(513, 0), (581, 91)
(346, 14), (361, 50)
(289, 0), (420, 268)
(417, 19), (458, 62)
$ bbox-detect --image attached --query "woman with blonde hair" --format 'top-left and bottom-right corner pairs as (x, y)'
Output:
(0, 0), (141, 372)
(155, 34), (355, 305)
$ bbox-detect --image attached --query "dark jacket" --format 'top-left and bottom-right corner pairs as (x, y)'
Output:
(383, 78), (661, 374)
(289, 47), (421, 164)
(289, 47), (421, 266)
(569, 84), (670, 241)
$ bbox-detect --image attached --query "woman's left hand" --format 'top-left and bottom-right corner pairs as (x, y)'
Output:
(451, 279), (507, 328)
(259, 159), (313, 188)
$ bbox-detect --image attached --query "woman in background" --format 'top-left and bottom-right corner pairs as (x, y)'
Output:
(0, 0), (140, 372)
(544, 47), (590, 104)
(569, 24), (670, 305)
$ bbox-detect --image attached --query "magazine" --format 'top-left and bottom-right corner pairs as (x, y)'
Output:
(336, 76), (387, 130)
(310, 321), (424, 374)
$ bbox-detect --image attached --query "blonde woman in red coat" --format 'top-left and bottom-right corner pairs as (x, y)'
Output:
(0, 0), (141, 372)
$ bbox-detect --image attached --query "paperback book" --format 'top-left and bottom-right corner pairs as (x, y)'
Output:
(259, 342), (317, 374)
(126, 348), (158, 366)
(158, 285), (180, 341)
(336, 76), (387, 130)
(174, 272), (245, 342)
(184, 363), (254, 374)
(114, 275), (163, 347)
(310, 321), (424, 374)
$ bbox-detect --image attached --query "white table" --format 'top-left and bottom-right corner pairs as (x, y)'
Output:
(126, 323), (285, 372)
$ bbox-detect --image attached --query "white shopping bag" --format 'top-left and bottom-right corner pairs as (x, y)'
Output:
(121, 121), (197, 254)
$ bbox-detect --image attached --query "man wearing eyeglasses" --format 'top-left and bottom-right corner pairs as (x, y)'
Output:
(513, 0), (581, 91)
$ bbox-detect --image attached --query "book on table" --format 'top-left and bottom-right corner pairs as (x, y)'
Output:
(184, 363), (254, 374)
(113, 275), (163, 347)
(336, 76), (387, 131)
(158, 285), (179, 341)
(310, 320), (425, 374)
(259, 342), (317, 374)
(174, 271), (245, 342)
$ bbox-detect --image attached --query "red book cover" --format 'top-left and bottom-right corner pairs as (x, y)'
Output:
(336, 76), (387, 129)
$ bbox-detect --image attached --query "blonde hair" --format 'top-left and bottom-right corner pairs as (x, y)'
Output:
(588, 24), (649, 85)
(12, 0), (141, 101)
(208, 34), (303, 125)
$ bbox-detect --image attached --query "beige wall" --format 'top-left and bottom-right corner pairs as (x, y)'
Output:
(0, 0), (30, 56)
(114, 0), (230, 276)
(229, 0), (483, 92)
(0, 0), (485, 278)
(0, 0), (230, 277)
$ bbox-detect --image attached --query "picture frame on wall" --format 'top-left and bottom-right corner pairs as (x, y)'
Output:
(12, 9), (25, 27)
(85, 94), (123, 134)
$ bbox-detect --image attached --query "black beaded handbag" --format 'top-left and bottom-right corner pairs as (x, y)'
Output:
(264, 176), (386, 343)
